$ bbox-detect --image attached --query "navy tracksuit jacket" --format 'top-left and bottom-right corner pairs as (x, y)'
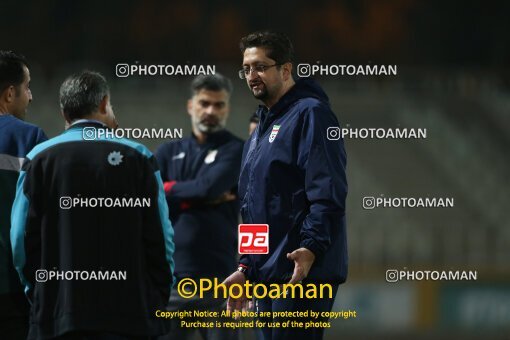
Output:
(155, 130), (244, 280)
(0, 114), (47, 319)
(238, 78), (348, 284)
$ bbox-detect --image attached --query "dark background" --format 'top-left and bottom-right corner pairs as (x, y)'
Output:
(2, 1), (509, 338)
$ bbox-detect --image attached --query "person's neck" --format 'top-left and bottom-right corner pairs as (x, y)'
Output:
(193, 128), (208, 144)
(0, 110), (22, 120)
(67, 117), (107, 129)
(264, 79), (295, 109)
(69, 113), (108, 128)
(0, 104), (12, 116)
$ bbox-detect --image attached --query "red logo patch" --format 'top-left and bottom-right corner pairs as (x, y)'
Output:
(238, 224), (269, 254)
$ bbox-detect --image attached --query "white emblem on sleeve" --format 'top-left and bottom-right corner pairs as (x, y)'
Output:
(172, 152), (186, 160)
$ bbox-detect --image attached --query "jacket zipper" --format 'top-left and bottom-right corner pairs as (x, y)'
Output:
(244, 111), (282, 223)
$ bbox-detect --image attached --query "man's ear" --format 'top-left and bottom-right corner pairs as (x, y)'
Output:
(187, 99), (193, 117)
(98, 95), (109, 115)
(98, 95), (110, 114)
(60, 110), (72, 129)
(3, 85), (15, 103)
(282, 63), (293, 81)
(60, 110), (70, 123)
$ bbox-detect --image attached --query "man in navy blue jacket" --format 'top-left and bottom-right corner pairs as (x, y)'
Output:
(223, 31), (348, 340)
(155, 74), (243, 340)
(0, 51), (47, 339)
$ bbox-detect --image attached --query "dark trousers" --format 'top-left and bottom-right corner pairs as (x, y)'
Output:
(0, 315), (29, 340)
(157, 284), (240, 340)
(0, 292), (29, 340)
(254, 284), (338, 340)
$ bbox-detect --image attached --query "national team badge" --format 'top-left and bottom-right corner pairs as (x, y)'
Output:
(269, 125), (280, 143)
(204, 149), (218, 164)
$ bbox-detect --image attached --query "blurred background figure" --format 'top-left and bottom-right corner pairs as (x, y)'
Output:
(155, 73), (243, 340)
(248, 112), (259, 135)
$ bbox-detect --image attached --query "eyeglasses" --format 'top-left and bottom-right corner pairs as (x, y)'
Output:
(238, 64), (282, 79)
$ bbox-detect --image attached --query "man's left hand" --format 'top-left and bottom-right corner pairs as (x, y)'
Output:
(286, 248), (316, 284)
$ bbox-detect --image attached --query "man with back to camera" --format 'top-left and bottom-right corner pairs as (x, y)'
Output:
(10, 70), (175, 339)
(154, 73), (244, 340)
(223, 31), (348, 340)
(0, 50), (47, 339)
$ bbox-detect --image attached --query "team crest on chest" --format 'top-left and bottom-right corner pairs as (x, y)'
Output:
(269, 125), (281, 143)
(204, 149), (218, 164)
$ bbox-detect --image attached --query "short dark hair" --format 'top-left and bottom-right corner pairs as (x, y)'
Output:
(59, 71), (109, 120)
(190, 73), (233, 98)
(239, 31), (295, 65)
(0, 51), (29, 94)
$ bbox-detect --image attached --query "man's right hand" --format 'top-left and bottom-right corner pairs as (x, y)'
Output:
(222, 271), (251, 318)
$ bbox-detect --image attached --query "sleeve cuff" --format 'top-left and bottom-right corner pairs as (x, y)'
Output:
(239, 257), (254, 281)
(163, 181), (177, 194)
(300, 238), (326, 260)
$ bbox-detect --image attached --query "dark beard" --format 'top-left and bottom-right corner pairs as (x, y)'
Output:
(252, 87), (269, 101)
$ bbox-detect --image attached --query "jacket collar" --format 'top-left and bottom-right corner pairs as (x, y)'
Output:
(67, 119), (107, 130)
